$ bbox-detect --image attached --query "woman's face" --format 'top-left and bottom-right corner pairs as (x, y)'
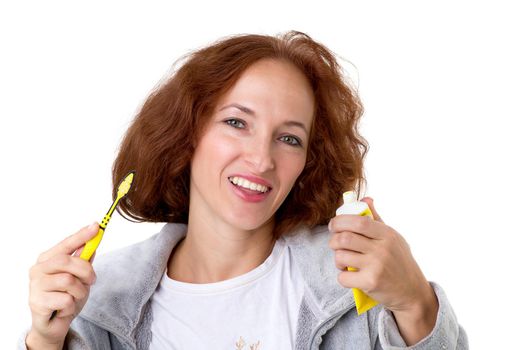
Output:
(189, 58), (315, 232)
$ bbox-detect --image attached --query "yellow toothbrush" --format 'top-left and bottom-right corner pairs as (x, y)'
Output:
(49, 171), (135, 320)
(79, 171), (135, 261)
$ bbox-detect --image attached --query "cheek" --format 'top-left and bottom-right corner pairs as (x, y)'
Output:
(193, 133), (238, 174)
(276, 154), (306, 186)
(213, 139), (238, 160)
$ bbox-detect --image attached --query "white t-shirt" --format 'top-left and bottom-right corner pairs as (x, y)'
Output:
(148, 238), (305, 349)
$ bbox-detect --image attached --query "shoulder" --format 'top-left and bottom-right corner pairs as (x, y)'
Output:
(282, 225), (355, 316)
(282, 224), (332, 263)
(79, 223), (187, 330)
(93, 223), (186, 273)
(281, 224), (337, 282)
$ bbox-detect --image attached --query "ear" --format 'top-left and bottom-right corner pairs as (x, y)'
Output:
(361, 197), (384, 223)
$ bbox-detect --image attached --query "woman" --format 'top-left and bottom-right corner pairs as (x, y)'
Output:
(22, 31), (468, 349)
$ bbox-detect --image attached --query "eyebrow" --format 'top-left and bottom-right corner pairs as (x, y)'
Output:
(219, 103), (309, 134)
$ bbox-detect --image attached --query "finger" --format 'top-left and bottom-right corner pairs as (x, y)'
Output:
(337, 270), (378, 293)
(34, 273), (90, 300)
(329, 231), (374, 253)
(73, 244), (97, 264)
(29, 291), (75, 317)
(34, 255), (97, 286)
(361, 197), (384, 223)
(333, 249), (366, 271)
(329, 215), (385, 239)
(337, 270), (364, 290)
(38, 222), (100, 262)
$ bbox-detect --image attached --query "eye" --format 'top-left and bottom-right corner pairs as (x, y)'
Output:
(223, 118), (302, 146)
(224, 118), (246, 129)
(279, 135), (302, 147)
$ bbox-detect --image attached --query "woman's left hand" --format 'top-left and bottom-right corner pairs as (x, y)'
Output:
(328, 197), (438, 344)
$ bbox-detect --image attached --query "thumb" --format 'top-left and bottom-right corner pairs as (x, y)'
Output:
(361, 197), (384, 223)
(38, 222), (100, 263)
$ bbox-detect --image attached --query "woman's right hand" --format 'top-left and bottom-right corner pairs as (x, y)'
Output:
(26, 222), (100, 349)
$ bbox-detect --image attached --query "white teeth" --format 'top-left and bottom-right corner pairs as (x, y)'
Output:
(228, 176), (269, 193)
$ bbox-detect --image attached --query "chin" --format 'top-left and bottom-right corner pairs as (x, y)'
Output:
(227, 215), (274, 233)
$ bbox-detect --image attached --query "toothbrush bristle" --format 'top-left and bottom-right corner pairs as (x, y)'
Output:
(117, 171), (135, 197)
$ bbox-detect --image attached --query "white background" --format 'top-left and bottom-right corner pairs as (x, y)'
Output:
(1, 1), (524, 348)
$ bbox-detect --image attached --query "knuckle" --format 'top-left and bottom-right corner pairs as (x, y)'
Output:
(77, 286), (89, 300)
(90, 271), (97, 285)
(58, 273), (76, 287)
(81, 264), (97, 284)
(355, 216), (369, 231)
(336, 250), (349, 266)
(339, 232), (352, 246)
(62, 254), (74, 266)
(334, 250), (347, 263)
(29, 296), (47, 315)
(337, 272), (345, 285)
(328, 235), (338, 250)
(74, 286), (87, 300)
(52, 254), (71, 268)
(61, 293), (75, 308)
(31, 295), (48, 311)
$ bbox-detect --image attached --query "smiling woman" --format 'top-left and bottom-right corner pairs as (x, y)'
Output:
(110, 31), (369, 240)
(22, 31), (468, 350)
(186, 58), (315, 240)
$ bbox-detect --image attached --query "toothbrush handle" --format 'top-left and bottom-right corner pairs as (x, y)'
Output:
(79, 213), (111, 261)
(79, 227), (105, 261)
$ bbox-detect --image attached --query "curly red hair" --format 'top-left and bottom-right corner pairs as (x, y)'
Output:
(112, 30), (369, 238)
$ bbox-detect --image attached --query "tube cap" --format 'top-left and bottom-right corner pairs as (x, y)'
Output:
(343, 191), (358, 203)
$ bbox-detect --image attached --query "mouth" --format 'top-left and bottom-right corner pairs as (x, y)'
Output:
(228, 176), (272, 194)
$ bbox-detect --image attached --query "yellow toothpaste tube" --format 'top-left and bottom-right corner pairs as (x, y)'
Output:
(335, 191), (379, 315)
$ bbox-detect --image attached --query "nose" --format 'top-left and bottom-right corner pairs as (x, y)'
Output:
(244, 138), (275, 173)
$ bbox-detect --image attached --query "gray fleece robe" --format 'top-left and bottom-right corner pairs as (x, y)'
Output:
(19, 223), (468, 349)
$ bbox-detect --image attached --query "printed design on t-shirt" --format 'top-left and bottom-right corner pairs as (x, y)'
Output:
(235, 336), (261, 350)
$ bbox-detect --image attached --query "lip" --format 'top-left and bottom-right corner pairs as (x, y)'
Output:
(228, 180), (272, 203)
(228, 174), (273, 189)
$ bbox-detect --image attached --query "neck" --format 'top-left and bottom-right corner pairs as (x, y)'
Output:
(167, 216), (277, 284)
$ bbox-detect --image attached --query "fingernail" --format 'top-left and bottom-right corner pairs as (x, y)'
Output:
(88, 222), (97, 231)
(328, 221), (332, 232)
